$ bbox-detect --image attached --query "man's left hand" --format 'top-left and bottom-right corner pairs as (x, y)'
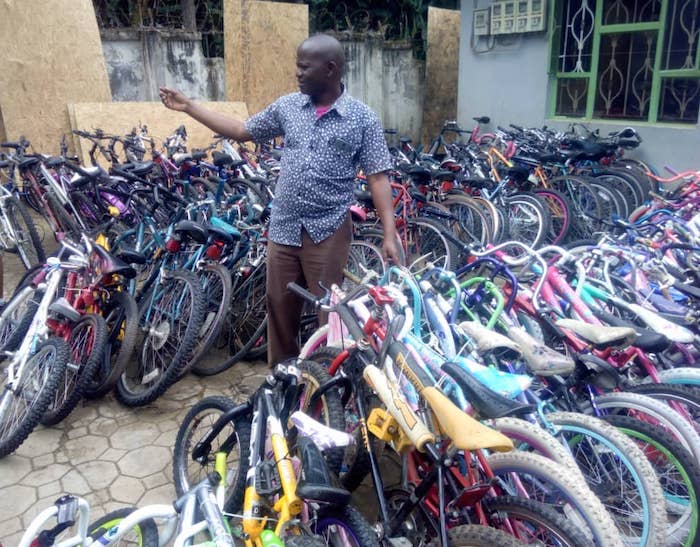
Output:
(382, 236), (402, 265)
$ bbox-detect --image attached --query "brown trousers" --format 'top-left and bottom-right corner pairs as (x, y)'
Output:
(266, 215), (352, 367)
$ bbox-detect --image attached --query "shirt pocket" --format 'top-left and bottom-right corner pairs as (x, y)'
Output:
(316, 133), (361, 178)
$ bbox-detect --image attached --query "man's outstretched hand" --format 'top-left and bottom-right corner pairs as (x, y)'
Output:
(159, 87), (190, 112)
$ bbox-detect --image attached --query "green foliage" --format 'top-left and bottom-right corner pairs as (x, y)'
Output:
(92, 0), (459, 59)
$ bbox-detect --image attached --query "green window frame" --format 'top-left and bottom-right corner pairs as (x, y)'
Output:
(547, 0), (700, 124)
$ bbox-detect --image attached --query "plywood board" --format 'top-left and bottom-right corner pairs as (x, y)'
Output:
(422, 7), (461, 148)
(69, 101), (249, 166)
(0, 0), (111, 155)
(225, 0), (308, 116)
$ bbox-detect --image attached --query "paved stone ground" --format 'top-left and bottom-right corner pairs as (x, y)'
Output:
(0, 220), (385, 544)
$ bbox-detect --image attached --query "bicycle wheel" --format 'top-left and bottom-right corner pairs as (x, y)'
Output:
(441, 195), (493, 247)
(353, 225), (407, 266)
(532, 188), (572, 245)
(41, 314), (107, 426)
(189, 262), (232, 371)
(546, 411), (666, 547)
(487, 451), (624, 547)
(591, 169), (645, 211)
(116, 269), (205, 406)
(427, 524), (526, 546)
(84, 291), (139, 399)
(45, 191), (81, 239)
(587, 391), (700, 463)
(346, 240), (385, 285)
(87, 507), (159, 547)
(0, 337), (69, 457)
(654, 367), (700, 386)
(0, 285), (42, 353)
(629, 383), (700, 433)
(4, 196), (45, 269)
(502, 192), (550, 250)
(406, 216), (460, 271)
(603, 414), (700, 547)
(296, 359), (347, 475)
(173, 396), (251, 514)
(482, 495), (589, 546)
(312, 505), (381, 547)
(306, 347), (373, 491)
(549, 175), (604, 239)
(586, 180), (627, 222)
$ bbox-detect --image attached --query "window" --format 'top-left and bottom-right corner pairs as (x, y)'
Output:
(549, 0), (700, 123)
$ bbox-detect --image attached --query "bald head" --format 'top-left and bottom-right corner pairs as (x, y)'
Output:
(299, 34), (346, 78)
(296, 34), (345, 102)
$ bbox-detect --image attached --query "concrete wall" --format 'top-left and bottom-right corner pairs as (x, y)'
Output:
(458, 0), (700, 172)
(102, 29), (225, 102)
(341, 35), (425, 143)
(101, 30), (425, 142)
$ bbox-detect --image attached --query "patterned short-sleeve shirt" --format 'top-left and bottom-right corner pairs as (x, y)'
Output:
(244, 88), (392, 246)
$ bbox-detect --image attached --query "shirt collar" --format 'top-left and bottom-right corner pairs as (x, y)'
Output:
(302, 84), (348, 117)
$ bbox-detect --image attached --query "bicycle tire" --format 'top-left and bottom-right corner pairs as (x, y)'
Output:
(441, 195), (493, 247)
(0, 337), (69, 457)
(296, 358), (346, 475)
(426, 524), (526, 546)
(45, 191), (81, 239)
(591, 169), (645, 211)
(406, 216), (460, 271)
(546, 411), (667, 547)
(87, 507), (159, 547)
(307, 347), (373, 491)
(41, 314), (108, 426)
(603, 414), (700, 547)
(482, 494), (590, 546)
(172, 395), (251, 514)
(312, 504), (381, 547)
(653, 367), (700, 386)
(628, 382), (700, 438)
(502, 192), (550, 250)
(346, 240), (385, 286)
(586, 180), (627, 221)
(4, 196), (45, 269)
(353, 226), (407, 266)
(549, 175), (604, 239)
(116, 269), (206, 406)
(532, 188), (572, 245)
(490, 416), (582, 473)
(586, 391), (700, 463)
(189, 262), (233, 372)
(486, 450), (624, 547)
(84, 291), (139, 399)
(284, 535), (328, 547)
(198, 262), (267, 376)
(0, 286), (42, 353)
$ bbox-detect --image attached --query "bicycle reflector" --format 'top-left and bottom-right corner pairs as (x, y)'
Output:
(165, 237), (181, 253)
(205, 243), (222, 260)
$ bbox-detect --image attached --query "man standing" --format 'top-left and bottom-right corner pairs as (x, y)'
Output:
(160, 33), (400, 367)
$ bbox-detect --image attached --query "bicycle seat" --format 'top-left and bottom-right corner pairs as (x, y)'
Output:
(555, 318), (636, 348)
(114, 247), (147, 266)
(206, 223), (238, 244)
(473, 116), (490, 124)
(505, 326), (576, 376)
(421, 385), (514, 451)
(591, 308), (671, 353)
(19, 156), (39, 169)
(121, 161), (154, 176)
(92, 244), (137, 279)
(295, 436), (351, 507)
(191, 150), (208, 161)
(409, 188), (427, 203)
(290, 411), (354, 451)
(399, 136), (412, 144)
(212, 151), (233, 167)
(456, 321), (521, 356)
(353, 189), (374, 207)
(173, 220), (209, 244)
(441, 361), (535, 421)
(433, 170), (456, 181)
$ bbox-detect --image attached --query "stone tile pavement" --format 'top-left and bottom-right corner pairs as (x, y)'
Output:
(0, 357), (269, 545)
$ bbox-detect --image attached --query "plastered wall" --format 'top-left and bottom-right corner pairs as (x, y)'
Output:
(224, 0), (309, 116)
(69, 102), (249, 166)
(423, 7), (461, 147)
(0, 0), (111, 154)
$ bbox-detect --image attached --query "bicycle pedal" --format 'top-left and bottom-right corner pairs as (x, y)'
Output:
(255, 459), (281, 496)
(48, 298), (81, 322)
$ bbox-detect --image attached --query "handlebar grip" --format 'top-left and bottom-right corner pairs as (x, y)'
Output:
(287, 282), (319, 305)
(363, 365), (435, 452)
